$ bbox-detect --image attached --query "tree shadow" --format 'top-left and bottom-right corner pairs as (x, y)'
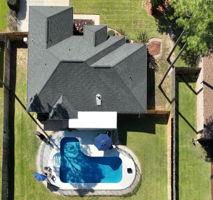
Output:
(203, 116), (213, 140)
(59, 137), (122, 195)
(60, 138), (103, 193)
(178, 74), (203, 95)
(117, 114), (169, 145)
(147, 53), (156, 109)
(29, 94), (44, 113)
(198, 138), (213, 162)
(153, 6), (182, 39)
(74, 188), (95, 197)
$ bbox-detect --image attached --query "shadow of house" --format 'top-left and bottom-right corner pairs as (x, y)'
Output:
(117, 114), (168, 145)
(29, 94), (44, 113)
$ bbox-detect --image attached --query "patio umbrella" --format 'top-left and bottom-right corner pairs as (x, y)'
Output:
(94, 133), (112, 151)
(34, 172), (47, 181)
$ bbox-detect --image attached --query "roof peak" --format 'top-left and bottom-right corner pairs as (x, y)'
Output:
(30, 6), (72, 18)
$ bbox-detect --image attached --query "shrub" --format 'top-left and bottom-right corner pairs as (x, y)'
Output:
(107, 30), (115, 37)
(125, 37), (131, 43)
(7, 0), (20, 13)
(137, 31), (149, 43)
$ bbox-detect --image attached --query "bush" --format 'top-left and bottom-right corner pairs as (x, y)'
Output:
(125, 37), (131, 43)
(137, 31), (149, 43)
(150, 0), (168, 14)
(107, 30), (115, 37)
(7, 0), (20, 13)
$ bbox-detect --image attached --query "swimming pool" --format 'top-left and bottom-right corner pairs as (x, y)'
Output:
(60, 137), (122, 183)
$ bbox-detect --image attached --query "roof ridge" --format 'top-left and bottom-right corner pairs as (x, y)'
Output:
(27, 52), (61, 111)
(91, 43), (145, 68)
(113, 68), (146, 112)
(86, 36), (126, 65)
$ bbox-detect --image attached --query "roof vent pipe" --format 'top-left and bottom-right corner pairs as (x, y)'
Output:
(23, 37), (28, 44)
(96, 94), (102, 106)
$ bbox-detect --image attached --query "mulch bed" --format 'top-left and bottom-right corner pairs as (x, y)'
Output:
(73, 19), (94, 34)
(147, 41), (161, 56)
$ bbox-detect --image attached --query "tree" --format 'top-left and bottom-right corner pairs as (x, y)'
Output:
(170, 0), (213, 60)
(150, 0), (169, 14)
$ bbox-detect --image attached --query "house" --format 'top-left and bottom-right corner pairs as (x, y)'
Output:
(27, 6), (147, 130)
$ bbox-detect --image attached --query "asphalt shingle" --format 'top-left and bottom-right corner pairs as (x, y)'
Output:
(27, 6), (147, 120)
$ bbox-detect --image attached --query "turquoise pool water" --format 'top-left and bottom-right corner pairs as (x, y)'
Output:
(60, 137), (122, 183)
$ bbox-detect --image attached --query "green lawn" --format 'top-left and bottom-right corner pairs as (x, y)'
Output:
(125, 120), (167, 200)
(14, 63), (168, 200)
(173, 46), (188, 67)
(71, 0), (160, 40)
(178, 81), (211, 200)
(0, 0), (9, 31)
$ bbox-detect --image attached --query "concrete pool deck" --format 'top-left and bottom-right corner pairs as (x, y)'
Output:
(36, 130), (141, 196)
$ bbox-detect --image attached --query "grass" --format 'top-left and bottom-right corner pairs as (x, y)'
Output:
(125, 120), (168, 200)
(0, 0), (9, 31)
(173, 46), (188, 67)
(14, 3), (169, 198)
(14, 57), (168, 199)
(71, 0), (160, 40)
(178, 81), (211, 200)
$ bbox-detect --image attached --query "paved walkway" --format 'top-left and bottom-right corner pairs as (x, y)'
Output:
(17, 0), (69, 32)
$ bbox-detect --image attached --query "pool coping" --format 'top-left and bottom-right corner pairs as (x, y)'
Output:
(36, 133), (141, 196)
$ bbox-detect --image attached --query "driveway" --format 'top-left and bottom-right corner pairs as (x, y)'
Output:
(17, 0), (69, 32)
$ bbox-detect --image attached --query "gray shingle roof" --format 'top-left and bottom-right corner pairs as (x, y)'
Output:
(27, 6), (147, 119)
